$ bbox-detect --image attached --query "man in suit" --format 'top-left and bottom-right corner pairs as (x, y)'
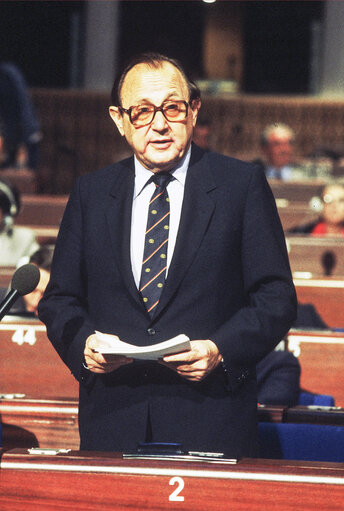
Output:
(259, 123), (297, 181)
(38, 53), (296, 458)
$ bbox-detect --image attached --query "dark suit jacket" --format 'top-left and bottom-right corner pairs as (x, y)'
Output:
(38, 145), (297, 457)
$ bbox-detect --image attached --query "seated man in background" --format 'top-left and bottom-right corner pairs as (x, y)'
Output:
(0, 245), (53, 316)
(257, 349), (301, 406)
(0, 62), (42, 170)
(288, 183), (344, 236)
(259, 123), (297, 181)
(0, 177), (38, 265)
(257, 301), (328, 406)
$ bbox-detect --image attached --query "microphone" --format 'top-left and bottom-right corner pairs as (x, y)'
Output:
(0, 264), (40, 321)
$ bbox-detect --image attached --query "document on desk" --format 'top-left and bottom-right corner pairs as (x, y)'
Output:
(94, 332), (191, 360)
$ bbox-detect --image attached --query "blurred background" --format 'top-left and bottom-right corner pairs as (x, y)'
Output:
(1, 0), (343, 193)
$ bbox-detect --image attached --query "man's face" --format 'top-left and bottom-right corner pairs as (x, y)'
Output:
(322, 185), (344, 227)
(109, 62), (200, 173)
(264, 132), (294, 169)
(23, 267), (50, 316)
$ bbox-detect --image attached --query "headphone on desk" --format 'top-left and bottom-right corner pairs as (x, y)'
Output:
(0, 179), (20, 235)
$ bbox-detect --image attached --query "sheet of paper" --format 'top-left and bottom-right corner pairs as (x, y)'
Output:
(94, 332), (191, 360)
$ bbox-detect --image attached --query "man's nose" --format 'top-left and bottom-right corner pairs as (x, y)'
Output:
(151, 110), (168, 130)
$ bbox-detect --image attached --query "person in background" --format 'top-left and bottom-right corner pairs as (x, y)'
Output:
(39, 52), (296, 458)
(288, 183), (344, 236)
(257, 349), (301, 406)
(0, 62), (42, 170)
(0, 177), (38, 265)
(259, 123), (296, 181)
(257, 301), (328, 406)
(0, 245), (53, 317)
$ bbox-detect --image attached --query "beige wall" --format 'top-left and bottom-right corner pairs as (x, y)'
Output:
(203, 2), (243, 85)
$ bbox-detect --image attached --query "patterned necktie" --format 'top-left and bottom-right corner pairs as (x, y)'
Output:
(139, 172), (174, 317)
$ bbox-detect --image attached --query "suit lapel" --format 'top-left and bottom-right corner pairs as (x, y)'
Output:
(155, 147), (217, 318)
(105, 158), (143, 309)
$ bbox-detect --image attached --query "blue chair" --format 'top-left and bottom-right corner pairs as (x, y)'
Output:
(298, 391), (335, 407)
(258, 422), (344, 462)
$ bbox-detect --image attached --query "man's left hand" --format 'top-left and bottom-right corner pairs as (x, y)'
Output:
(159, 340), (222, 382)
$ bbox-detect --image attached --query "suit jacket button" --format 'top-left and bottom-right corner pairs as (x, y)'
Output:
(147, 328), (156, 336)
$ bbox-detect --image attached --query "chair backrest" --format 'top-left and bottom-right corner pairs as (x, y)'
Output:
(298, 391), (335, 406)
(258, 422), (344, 462)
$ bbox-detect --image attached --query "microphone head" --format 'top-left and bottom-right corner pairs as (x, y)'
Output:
(11, 263), (40, 296)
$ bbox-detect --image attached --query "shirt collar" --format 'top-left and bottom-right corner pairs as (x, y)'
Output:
(134, 146), (191, 198)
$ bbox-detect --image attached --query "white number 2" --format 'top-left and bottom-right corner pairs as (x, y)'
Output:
(169, 476), (185, 502)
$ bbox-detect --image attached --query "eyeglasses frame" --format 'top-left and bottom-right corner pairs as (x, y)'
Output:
(118, 100), (190, 127)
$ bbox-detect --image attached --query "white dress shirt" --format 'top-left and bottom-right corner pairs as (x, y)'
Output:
(130, 147), (191, 288)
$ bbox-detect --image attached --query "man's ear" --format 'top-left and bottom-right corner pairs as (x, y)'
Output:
(191, 99), (201, 128)
(109, 106), (125, 136)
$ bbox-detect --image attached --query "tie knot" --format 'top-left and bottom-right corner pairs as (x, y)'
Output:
(152, 172), (173, 190)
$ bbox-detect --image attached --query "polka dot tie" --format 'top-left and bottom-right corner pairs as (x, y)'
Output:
(139, 172), (174, 317)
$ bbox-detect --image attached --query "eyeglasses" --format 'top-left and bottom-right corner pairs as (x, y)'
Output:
(323, 194), (344, 205)
(119, 100), (189, 127)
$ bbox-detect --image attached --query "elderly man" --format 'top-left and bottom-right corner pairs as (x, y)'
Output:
(260, 123), (296, 181)
(39, 53), (296, 458)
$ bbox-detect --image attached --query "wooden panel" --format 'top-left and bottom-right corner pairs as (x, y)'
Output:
(0, 320), (78, 399)
(30, 226), (58, 245)
(1, 449), (344, 510)
(286, 406), (344, 426)
(277, 202), (319, 231)
(31, 89), (344, 194)
(0, 267), (14, 288)
(17, 195), (68, 227)
(0, 169), (38, 194)
(287, 330), (344, 407)
(294, 278), (344, 328)
(0, 398), (79, 450)
(287, 236), (344, 277)
(270, 181), (325, 203)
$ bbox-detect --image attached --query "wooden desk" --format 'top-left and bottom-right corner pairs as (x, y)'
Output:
(286, 406), (344, 426)
(0, 319), (78, 399)
(287, 236), (344, 277)
(294, 277), (344, 328)
(287, 330), (344, 407)
(0, 168), (38, 194)
(18, 195), (68, 227)
(277, 201), (318, 231)
(0, 397), (79, 451)
(30, 225), (58, 245)
(0, 449), (343, 510)
(269, 180), (325, 203)
(0, 267), (14, 288)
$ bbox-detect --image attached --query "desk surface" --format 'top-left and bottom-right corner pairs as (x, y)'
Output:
(287, 236), (344, 278)
(0, 449), (343, 511)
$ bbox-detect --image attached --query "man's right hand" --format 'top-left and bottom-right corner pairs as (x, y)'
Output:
(83, 334), (133, 373)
